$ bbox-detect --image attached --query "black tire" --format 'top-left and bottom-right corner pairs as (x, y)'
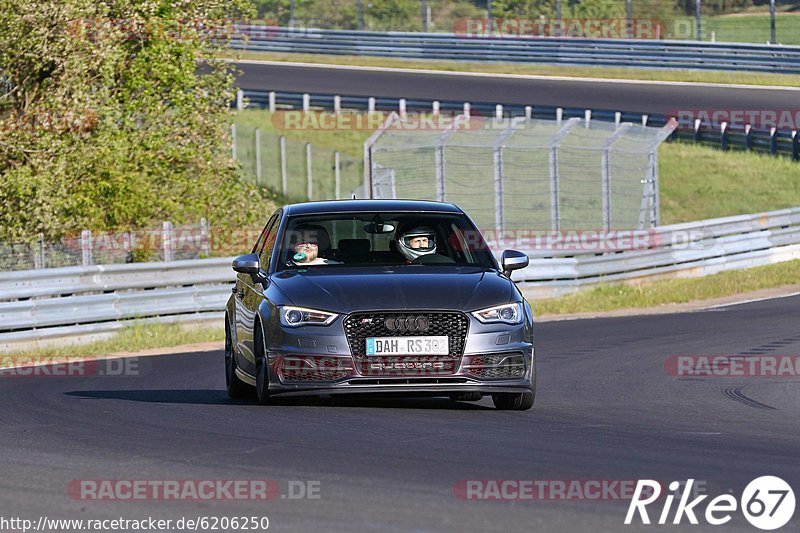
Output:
(492, 390), (534, 410)
(226, 319), (254, 399)
(449, 392), (482, 402)
(254, 324), (271, 405)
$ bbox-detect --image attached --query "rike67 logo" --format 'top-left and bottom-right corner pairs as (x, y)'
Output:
(625, 477), (795, 530)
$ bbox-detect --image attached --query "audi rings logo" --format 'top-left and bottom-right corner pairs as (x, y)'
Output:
(384, 316), (430, 333)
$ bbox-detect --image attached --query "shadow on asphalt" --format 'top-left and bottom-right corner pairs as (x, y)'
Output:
(63, 389), (493, 409)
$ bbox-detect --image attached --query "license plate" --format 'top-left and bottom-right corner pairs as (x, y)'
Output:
(366, 336), (449, 356)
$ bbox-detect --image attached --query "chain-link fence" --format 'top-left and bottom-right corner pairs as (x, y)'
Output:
(0, 222), (213, 272)
(367, 114), (676, 231)
(232, 124), (363, 202)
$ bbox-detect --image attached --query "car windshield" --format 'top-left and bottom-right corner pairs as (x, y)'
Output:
(276, 212), (496, 270)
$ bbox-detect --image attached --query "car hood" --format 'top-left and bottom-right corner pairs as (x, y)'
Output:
(270, 265), (515, 313)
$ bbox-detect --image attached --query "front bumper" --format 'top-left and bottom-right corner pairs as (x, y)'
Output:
(263, 310), (534, 398)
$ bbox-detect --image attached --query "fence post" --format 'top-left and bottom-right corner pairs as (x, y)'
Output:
(435, 145), (445, 202)
(34, 233), (45, 269)
(81, 230), (93, 266)
(280, 136), (288, 196)
(334, 151), (341, 200)
(231, 124), (237, 160)
(268, 91), (276, 113)
(200, 218), (211, 258)
(255, 128), (262, 186)
(162, 221), (173, 262)
(306, 143), (313, 200)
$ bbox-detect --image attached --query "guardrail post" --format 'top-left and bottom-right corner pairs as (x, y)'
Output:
(231, 124), (237, 160)
(236, 89), (244, 110)
(748, 125), (755, 151)
(334, 151), (341, 200)
(556, 107), (563, 124)
(334, 95), (341, 115)
(642, 114), (649, 127)
(525, 106), (532, 120)
(255, 128), (262, 186)
(306, 143), (313, 200)
(463, 102), (470, 118)
(81, 230), (93, 266)
(615, 112), (621, 127)
(432, 101), (440, 116)
(268, 91), (276, 113)
(162, 222), (173, 263)
(793, 130), (799, 161)
(399, 98), (407, 119)
(495, 104), (503, 120)
(200, 218), (211, 258)
(280, 136), (288, 196)
(302, 93), (310, 112)
(694, 118), (702, 143)
(769, 127), (778, 155)
(720, 121), (729, 151)
(368, 97), (376, 113)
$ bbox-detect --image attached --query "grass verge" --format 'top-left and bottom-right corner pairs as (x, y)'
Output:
(531, 259), (800, 315)
(3, 322), (224, 365)
(230, 51), (800, 88)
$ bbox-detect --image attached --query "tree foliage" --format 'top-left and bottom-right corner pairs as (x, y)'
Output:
(0, 0), (277, 242)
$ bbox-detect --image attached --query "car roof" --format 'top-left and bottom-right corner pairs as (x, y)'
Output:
(283, 199), (463, 216)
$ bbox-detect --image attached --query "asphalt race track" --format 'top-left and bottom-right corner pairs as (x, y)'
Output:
(2, 295), (799, 532)
(235, 61), (800, 115)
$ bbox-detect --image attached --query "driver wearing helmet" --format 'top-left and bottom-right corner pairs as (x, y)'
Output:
(396, 226), (437, 262)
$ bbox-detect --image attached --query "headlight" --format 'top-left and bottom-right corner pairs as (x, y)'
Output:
(279, 306), (338, 327)
(471, 303), (524, 325)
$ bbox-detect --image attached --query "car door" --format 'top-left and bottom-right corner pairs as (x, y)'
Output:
(236, 210), (281, 375)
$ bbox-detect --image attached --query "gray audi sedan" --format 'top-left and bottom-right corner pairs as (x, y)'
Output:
(225, 199), (535, 410)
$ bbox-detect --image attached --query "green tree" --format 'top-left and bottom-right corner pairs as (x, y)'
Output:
(0, 0), (276, 242)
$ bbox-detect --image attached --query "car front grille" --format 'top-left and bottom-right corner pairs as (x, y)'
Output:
(279, 356), (350, 383)
(356, 355), (458, 376)
(463, 353), (526, 380)
(343, 311), (469, 359)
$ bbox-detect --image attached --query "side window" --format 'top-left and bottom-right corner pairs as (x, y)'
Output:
(258, 212), (281, 270)
(251, 220), (271, 254)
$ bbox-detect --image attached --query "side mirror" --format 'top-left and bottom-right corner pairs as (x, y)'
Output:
(501, 250), (529, 277)
(232, 253), (260, 274)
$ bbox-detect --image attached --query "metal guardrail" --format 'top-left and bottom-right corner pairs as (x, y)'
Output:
(242, 90), (800, 161)
(2, 207), (800, 349)
(231, 27), (800, 74)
